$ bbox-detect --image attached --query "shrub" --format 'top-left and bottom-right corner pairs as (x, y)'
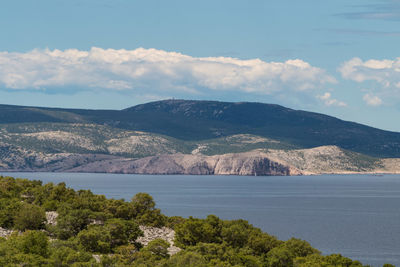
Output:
(54, 208), (92, 239)
(131, 192), (166, 227)
(175, 215), (222, 247)
(49, 246), (93, 266)
(77, 225), (111, 253)
(221, 219), (252, 248)
(16, 230), (49, 257)
(131, 193), (156, 216)
(104, 218), (142, 248)
(0, 198), (21, 228)
(168, 251), (208, 267)
(144, 238), (170, 258)
(14, 203), (46, 231)
(267, 246), (293, 267)
(247, 231), (282, 255)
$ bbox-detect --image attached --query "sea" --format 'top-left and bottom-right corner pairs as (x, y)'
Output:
(2, 172), (400, 267)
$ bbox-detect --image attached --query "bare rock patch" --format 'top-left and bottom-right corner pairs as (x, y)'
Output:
(136, 225), (181, 255)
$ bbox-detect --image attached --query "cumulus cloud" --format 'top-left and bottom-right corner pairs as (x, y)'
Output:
(339, 57), (400, 86)
(0, 47), (335, 95)
(317, 92), (347, 107)
(339, 57), (400, 105)
(363, 93), (383, 106)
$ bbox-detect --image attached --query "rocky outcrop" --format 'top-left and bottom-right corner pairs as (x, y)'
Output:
(68, 152), (295, 176)
(0, 142), (120, 172)
(0, 212), (58, 239)
(136, 226), (181, 255)
(46, 211), (58, 226)
(0, 227), (14, 238)
(265, 146), (400, 175)
(373, 158), (400, 174)
(1, 142), (400, 175)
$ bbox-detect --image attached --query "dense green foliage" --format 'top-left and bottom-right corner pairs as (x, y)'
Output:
(0, 175), (390, 266)
(1, 99), (400, 157)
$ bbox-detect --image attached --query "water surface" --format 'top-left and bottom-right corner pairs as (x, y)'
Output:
(3, 172), (400, 267)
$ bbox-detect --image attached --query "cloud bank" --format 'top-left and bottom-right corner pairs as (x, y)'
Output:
(0, 47), (336, 95)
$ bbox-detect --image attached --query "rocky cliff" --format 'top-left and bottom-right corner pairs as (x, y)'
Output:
(68, 152), (295, 176)
(1, 142), (399, 175)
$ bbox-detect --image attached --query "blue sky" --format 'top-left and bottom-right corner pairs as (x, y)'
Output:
(1, 0), (400, 131)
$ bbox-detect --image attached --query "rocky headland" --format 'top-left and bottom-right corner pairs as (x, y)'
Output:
(1, 142), (399, 176)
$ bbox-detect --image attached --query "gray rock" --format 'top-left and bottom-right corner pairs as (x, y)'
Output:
(45, 211), (58, 226)
(0, 227), (14, 238)
(136, 225), (181, 255)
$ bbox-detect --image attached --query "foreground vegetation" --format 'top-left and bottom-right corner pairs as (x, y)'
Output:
(0, 175), (393, 266)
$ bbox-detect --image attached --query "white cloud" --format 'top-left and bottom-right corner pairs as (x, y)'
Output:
(363, 93), (383, 106)
(0, 47), (336, 95)
(317, 92), (347, 107)
(339, 57), (400, 86)
(339, 57), (400, 105)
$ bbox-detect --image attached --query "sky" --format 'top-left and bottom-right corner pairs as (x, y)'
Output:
(1, 0), (400, 131)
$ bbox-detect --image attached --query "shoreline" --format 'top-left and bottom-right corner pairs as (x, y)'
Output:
(1, 170), (400, 176)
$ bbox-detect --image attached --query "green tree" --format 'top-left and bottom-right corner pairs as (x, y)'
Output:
(105, 199), (132, 219)
(136, 208), (167, 227)
(49, 246), (94, 267)
(294, 253), (364, 267)
(283, 238), (319, 258)
(247, 231), (281, 255)
(114, 244), (138, 265)
(267, 246), (293, 267)
(104, 218), (142, 248)
(266, 238), (319, 267)
(144, 238), (170, 259)
(131, 192), (166, 227)
(54, 208), (92, 239)
(14, 203), (46, 231)
(167, 251), (208, 267)
(77, 225), (111, 253)
(175, 215), (222, 247)
(16, 230), (49, 257)
(221, 219), (252, 248)
(131, 192), (156, 216)
(185, 242), (262, 266)
(0, 198), (21, 228)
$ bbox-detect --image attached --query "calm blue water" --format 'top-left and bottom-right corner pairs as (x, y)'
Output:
(3, 172), (400, 267)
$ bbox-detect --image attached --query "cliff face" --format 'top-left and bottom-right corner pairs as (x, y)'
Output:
(1, 143), (399, 176)
(67, 152), (295, 176)
(0, 142), (294, 175)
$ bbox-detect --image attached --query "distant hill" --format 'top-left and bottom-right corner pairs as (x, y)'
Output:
(1, 99), (399, 158)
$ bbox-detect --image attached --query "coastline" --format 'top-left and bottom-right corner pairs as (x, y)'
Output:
(1, 169), (400, 176)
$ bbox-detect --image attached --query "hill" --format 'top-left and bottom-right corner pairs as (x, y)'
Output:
(1, 100), (400, 175)
(1, 100), (399, 158)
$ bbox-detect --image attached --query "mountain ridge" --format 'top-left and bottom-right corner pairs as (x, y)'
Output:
(1, 99), (400, 158)
(0, 99), (400, 176)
